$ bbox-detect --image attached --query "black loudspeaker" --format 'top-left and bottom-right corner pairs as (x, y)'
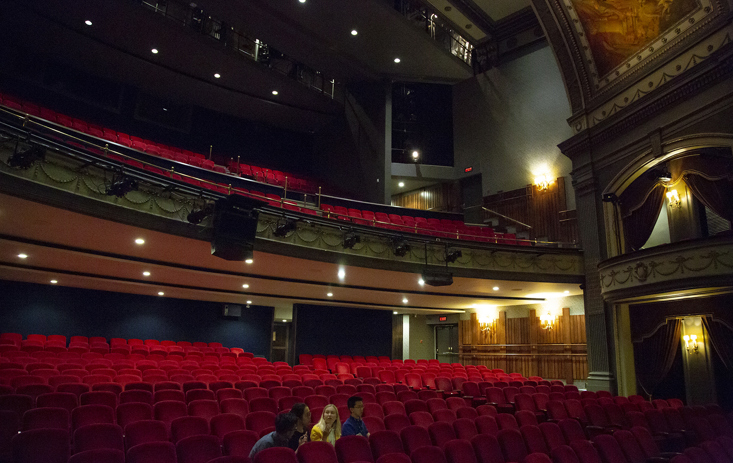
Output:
(211, 195), (261, 261)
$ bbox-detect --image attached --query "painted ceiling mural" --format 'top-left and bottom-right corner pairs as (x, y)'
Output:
(570, 0), (700, 76)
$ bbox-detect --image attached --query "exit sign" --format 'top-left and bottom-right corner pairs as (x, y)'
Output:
(439, 316), (447, 321)
(464, 167), (473, 173)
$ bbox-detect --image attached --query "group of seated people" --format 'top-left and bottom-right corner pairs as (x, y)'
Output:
(250, 395), (368, 459)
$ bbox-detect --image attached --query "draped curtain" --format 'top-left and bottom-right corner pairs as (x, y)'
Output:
(702, 317), (733, 369)
(683, 174), (733, 223)
(633, 319), (681, 398)
(621, 184), (666, 252)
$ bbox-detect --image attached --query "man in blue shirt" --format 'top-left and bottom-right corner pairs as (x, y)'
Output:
(341, 395), (369, 437)
(249, 412), (298, 459)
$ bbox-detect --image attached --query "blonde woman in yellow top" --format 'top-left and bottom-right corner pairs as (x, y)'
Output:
(310, 404), (341, 445)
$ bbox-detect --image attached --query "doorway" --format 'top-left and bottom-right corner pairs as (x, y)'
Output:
(435, 324), (459, 363)
(271, 322), (290, 363)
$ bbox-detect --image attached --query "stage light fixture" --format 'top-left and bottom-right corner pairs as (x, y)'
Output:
(105, 171), (138, 197)
(392, 239), (411, 257)
(343, 232), (360, 249)
(445, 249), (462, 263)
(187, 203), (214, 224)
(8, 145), (45, 170)
(273, 219), (297, 237)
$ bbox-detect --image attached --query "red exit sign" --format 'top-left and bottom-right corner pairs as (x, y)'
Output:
(439, 316), (447, 322)
(464, 167), (473, 173)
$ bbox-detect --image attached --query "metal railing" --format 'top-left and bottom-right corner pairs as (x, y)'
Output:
(392, 0), (474, 66)
(139, 0), (342, 101)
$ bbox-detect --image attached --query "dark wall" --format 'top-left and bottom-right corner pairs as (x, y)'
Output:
(294, 304), (392, 358)
(0, 280), (273, 358)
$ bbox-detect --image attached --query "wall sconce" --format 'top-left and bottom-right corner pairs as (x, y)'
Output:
(666, 189), (681, 209)
(478, 316), (495, 333)
(683, 334), (699, 354)
(540, 312), (556, 330)
(534, 174), (553, 192)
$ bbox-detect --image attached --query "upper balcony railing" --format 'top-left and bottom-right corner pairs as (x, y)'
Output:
(139, 0), (343, 102)
(391, 0), (474, 66)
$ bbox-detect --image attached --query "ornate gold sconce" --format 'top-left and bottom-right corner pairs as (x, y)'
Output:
(666, 189), (681, 209)
(534, 174), (553, 192)
(540, 312), (556, 331)
(479, 316), (495, 333)
(683, 334), (699, 354)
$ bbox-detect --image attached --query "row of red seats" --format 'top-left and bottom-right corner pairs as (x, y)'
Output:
(228, 161), (318, 193)
(0, 334), (232, 348)
(316, 206), (528, 245)
(0, 91), (316, 195)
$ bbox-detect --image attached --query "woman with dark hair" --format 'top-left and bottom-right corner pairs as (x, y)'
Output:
(288, 402), (312, 451)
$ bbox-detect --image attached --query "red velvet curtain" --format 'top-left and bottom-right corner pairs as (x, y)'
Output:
(683, 174), (733, 223)
(702, 317), (733, 370)
(633, 319), (681, 398)
(621, 184), (666, 252)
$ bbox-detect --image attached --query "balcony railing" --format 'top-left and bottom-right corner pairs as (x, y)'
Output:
(139, 0), (342, 102)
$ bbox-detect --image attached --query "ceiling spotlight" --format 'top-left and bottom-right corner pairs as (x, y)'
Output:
(245, 258), (254, 264)
(187, 203), (214, 224)
(151, 48), (159, 54)
(393, 311), (398, 315)
(214, 73), (221, 79)
(411, 150), (419, 161)
(445, 249), (462, 263)
(282, 319), (287, 323)
(299, 0), (306, 3)
(135, 238), (145, 245)
(158, 291), (165, 296)
(392, 239), (411, 257)
(398, 182), (405, 188)
(402, 298), (408, 304)
(337, 268), (346, 280)
(50, 280), (58, 284)
(351, 29), (358, 35)
(85, 20), (93, 26)
(327, 292), (333, 297)
(247, 300), (252, 304)
(242, 284), (249, 289)
(394, 58), (401, 63)
(343, 232), (360, 249)
(493, 286), (499, 291)
(273, 219), (297, 237)
(105, 171), (138, 197)
(272, 90), (279, 95)
(418, 278), (425, 286)
(143, 271), (151, 276)
(8, 145), (45, 170)
(17, 253), (28, 259)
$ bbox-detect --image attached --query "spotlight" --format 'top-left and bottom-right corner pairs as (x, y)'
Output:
(392, 239), (411, 257)
(187, 203), (214, 224)
(343, 232), (360, 249)
(273, 219), (297, 237)
(445, 249), (462, 263)
(601, 193), (617, 203)
(411, 150), (419, 160)
(8, 145), (45, 170)
(105, 171), (138, 197)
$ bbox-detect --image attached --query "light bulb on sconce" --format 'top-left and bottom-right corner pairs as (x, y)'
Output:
(478, 315), (495, 333)
(534, 174), (553, 192)
(666, 189), (681, 209)
(540, 311), (557, 330)
(683, 334), (699, 354)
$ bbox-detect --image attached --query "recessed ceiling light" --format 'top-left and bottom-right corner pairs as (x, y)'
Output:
(351, 30), (358, 36)
(135, 238), (145, 245)
(398, 182), (405, 187)
(418, 278), (424, 286)
(394, 58), (401, 63)
(402, 298), (408, 304)
(143, 271), (151, 277)
(327, 292), (333, 297)
(299, 0), (306, 3)
(246, 300), (252, 304)
(564, 290), (570, 294)
(493, 286), (499, 291)
(17, 253), (28, 259)
(338, 269), (346, 280)
(84, 20), (93, 26)
(158, 291), (164, 296)
(151, 48), (158, 54)
(393, 311), (398, 315)
(242, 284), (249, 289)
(272, 90), (278, 95)
(50, 280), (58, 284)
(282, 319), (287, 323)
(245, 259), (254, 264)
(214, 73), (221, 79)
